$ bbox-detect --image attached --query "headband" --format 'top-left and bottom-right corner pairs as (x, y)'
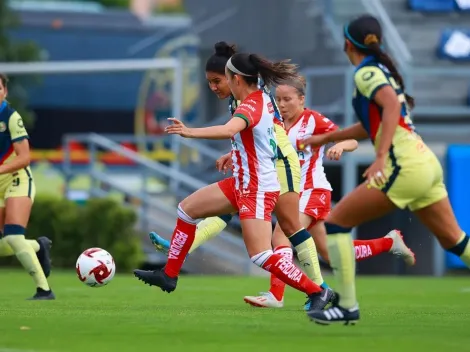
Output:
(226, 57), (257, 77)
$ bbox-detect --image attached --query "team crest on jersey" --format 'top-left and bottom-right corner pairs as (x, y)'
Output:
(267, 102), (274, 114)
(0, 122), (6, 132)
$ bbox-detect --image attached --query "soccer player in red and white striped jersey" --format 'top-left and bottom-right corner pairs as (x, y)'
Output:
(134, 53), (333, 311)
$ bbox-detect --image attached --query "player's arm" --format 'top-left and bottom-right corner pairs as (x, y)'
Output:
(165, 117), (247, 140)
(334, 139), (358, 152)
(0, 112), (30, 174)
(355, 66), (400, 158)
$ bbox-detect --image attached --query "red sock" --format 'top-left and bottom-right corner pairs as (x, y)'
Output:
(262, 253), (321, 295)
(353, 238), (393, 261)
(269, 246), (293, 301)
(164, 217), (197, 278)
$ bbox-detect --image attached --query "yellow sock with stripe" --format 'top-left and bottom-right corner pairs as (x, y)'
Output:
(288, 228), (324, 285)
(0, 237), (39, 256)
(448, 232), (470, 268)
(4, 225), (50, 291)
(325, 223), (357, 309)
(189, 215), (232, 254)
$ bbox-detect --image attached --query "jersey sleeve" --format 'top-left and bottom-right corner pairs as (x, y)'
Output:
(312, 112), (338, 135)
(233, 101), (261, 129)
(9, 112), (28, 142)
(354, 66), (390, 100)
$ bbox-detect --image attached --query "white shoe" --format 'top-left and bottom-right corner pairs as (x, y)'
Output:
(385, 230), (416, 266)
(243, 292), (284, 308)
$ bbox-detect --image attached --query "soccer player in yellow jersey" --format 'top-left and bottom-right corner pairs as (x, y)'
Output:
(0, 74), (54, 300)
(147, 42), (333, 306)
(305, 15), (470, 325)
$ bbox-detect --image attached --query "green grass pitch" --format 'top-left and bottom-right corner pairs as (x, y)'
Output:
(1, 270), (470, 352)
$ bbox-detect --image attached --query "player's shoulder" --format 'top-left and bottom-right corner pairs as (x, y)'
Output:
(354, 63), (388, 86)
(236, 91), (263, 115)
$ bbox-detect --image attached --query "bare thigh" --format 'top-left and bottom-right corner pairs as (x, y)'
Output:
(413, 197), (463, 249)
(327, 182), (396, 228)
(308, 220), (329, 262)
(242, 219), (275, 258)
(180, 183), (237, 220)
(5, 197), (32, 227)
(274, 191), (302, 236)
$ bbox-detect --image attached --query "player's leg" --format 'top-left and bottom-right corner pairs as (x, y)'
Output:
(0, 205), (52, 276)
(411, 181), (470, 268)
(149, 213), (235, 255)
(275, 154), (325, 291)
(149, 179), (238, 255)
(4, 174), (54, 300)
(243, 222), (292, 308)
(307, 182), (396, 325)
(134, 179), (237, 291)
(240, 191), (330, 311)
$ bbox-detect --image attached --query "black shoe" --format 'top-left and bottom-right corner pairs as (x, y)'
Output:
(36, 237), (52, 278)
(27, 288), (55, 300)
(133, 269), (178, 293)
(306, 288), (336, 311)
(304, 288), (337, 311)
(307, 304), (360, 325)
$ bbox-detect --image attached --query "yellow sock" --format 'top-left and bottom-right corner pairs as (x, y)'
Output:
(327, 232), (356, 309)
(0, 238), (40, 256)
(449, 232), (470, 268)
(288, 228), (324, 285)
(5, 235), (50, 291)
(189, 216), (228, 254)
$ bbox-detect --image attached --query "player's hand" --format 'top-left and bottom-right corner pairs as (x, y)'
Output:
(363, 155), (387, 187)
(300, 133), (330, 150)
(165, 118), (192, 138)
(326, 144), (344, 161)
(216, 153), (232, 174)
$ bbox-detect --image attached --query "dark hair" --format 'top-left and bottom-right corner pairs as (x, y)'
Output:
(0, 74), (8, 89)
(281, 75), (306, 96)
(226, 53), (299, 88)
(205, 41), (237, 75)
(345, 15), (414, 109)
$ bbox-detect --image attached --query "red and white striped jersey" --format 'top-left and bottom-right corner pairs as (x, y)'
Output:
(231, 90), (279, 192)
(286, 109), (338, 192)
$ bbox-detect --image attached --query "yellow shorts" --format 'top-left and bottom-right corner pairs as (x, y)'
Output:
(274, 124), (300, 195)
(0, 167), (35, 207)
(369, 142), (447, 211)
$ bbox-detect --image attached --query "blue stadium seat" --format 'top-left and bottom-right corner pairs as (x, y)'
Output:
(409, 0), (456, 11)
(437, 29), (470, 60)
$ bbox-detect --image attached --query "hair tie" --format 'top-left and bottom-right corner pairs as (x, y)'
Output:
(364, 34), (379, 45)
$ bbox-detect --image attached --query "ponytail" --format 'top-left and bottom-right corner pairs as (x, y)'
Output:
(226, 53), (299, 88)
(367, 44), (414, 109)
(247, 54), (299, 87)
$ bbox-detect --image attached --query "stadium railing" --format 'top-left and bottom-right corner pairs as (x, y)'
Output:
(62, 132), (253, 274)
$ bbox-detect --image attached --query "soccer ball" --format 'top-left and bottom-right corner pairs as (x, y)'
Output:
(76, 247), (116, 287)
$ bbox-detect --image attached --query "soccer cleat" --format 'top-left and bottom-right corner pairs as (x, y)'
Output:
(133, 268), (178, 293)
(36, 237), (52, 278)
(307, 304), (360, 325)
(243, 292), (284, 308)
(304, 287), (336, 311)
(305, 287), (336, 311)
(386, 230), (416, 266)
(149, 232), (170, 255)
(27, 288), (55, 300)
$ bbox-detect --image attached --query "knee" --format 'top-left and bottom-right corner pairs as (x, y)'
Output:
(277, 214), (301, 236)
(177, 203), (197, 223)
